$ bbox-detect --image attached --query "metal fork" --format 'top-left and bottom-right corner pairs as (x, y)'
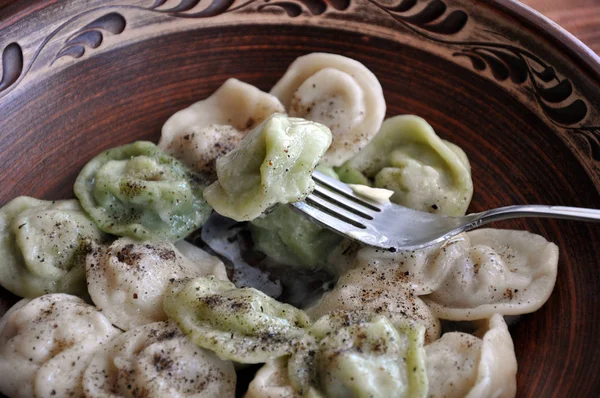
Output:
(291, 171), (600, 251)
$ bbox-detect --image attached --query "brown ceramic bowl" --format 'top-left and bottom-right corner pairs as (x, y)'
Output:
(1, 0), (600, 396)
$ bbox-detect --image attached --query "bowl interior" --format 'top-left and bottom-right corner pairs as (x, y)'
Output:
(1, 20), (599, 397)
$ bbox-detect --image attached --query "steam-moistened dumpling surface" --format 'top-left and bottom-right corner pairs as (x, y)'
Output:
(246, 358), (297, 398)
(308, 280), (441, 344)
(86, 238), (228, 330)
(271, 53), (386, 166)
(83, 321), (236, 398)
(74, 141), (212, 241)
(337, 115), (473, 216)
(423, 229), (559, 320)
(0, 294), (121, 398)
(426, 314), (517, 398)
(288, 312), (428, 398)
(250, 205), (342, 269)
(163, 276), (311, 363)
(159, 78), (286, 180)
(0, 197), (105, 298)
(203, 114), (332, 221)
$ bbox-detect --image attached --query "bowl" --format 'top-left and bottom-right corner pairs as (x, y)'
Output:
(1, 0), (599, 396)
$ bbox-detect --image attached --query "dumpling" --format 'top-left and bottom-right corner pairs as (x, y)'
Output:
(426, 313), (517, 398)
(288, 312), (428, 397)
(246, 358), (297, 398)
(83, 321), (236, 398)
(423, 229), (559, 320)
(308, 268), (441, 344)
(86, 237), (228, 330)
(338, 234), (471, 295)
(159, 78), (286, 180)
(203, 114), (332, 221)
(163, 276), (311, 363)
(0, 294), (121, 398)
(426, 333), (482, 398)
(250, 205), (343, 269)
(174, 239), (229, 280)
(0, 197), (106, 298)
(337, 115), (473, 216)
(271, 53), (386, 166)
(74, 141), (211, 241)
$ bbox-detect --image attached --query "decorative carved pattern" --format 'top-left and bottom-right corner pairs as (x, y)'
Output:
(453, 47), (588, 125)
(54, 13), (127, 63)
(376, 0), (468, 34)
(0, 42), (22, 93)
(575, 127), (600, 161)
(149, 0), (237, 18)
(257, 0), (350, 16)
(366, 0), (591, 128)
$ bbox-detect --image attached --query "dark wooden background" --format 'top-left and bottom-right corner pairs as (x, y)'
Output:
(0, 0), (599, 54)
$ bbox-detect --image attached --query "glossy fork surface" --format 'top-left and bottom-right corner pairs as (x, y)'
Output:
(291, 171), (600, 251)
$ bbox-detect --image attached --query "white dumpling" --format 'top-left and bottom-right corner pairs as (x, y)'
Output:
(426, 314), (517, 398)
(270, 53), (386, 166)
(83, 321), (236, 398)
(339, 235), (469, 295)
(246, 358), (297, 398)
(426, 333), (482, 398)
(159, 78), (285, 179)
(423, 229), (559, 320)
(308, 272), (441, 344)
(86, 238), (228, 330)
(0, 294), (121, 398)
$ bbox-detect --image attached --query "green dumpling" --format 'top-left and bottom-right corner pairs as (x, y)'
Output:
(250, 205), (342, 269)
(0, 197), (106, 298)
(289, 311), (428, 398)
(163, 276), (311, 363)
(203, 114), (332, 221)
(74, 141), (211, 241)
(337, 115), (473, 216)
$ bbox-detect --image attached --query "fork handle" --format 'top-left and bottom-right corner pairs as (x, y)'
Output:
(474, 205), (600, 224)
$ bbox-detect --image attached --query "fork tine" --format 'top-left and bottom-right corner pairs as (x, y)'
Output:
(291, 201), (366, 233)
(313, 184), (375, 219)
(292, 200), (392, 248)
(305, 194), (368, 228)
(312, 171), (381, 211)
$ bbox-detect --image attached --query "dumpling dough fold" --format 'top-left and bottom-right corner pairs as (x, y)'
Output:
(83, 321), (236, 398)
